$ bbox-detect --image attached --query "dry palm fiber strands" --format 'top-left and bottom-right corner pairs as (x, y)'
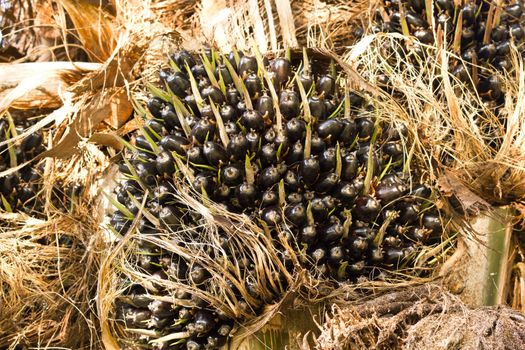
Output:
(0, 121), (107, 348)
(312, 283), (525, 350)
(0, 215), (100, 349)
(292, 0), (376, 50)
(102, 47), (448, 350)
(0, 0), (204, 349)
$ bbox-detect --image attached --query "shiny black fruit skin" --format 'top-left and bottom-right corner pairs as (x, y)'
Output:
(299, 157), (321, 186)
(160, 135), (190, 155)
(258, 165), (281, 189)
(310, 133), (326, 154)
(375, 182), (406, 203)
(271, 57), (292, 86)
(309, 96), (327, 119)
(166, 72), (190, 97)
(317, 75), (336, 97)
(279, 90), (300, 118)
(227, 134), (249, 160)
(422, 212), (442, 234)
(322, 223), (344, 243)
(315, 173), (339, 193)
(317, 118), (343, 141)
(220, 104), (238, 122)
(147, 97), (165, 118)
(261, 206), (282, 226)
(203, 141), (228, 166)
(216, 64), (233, 85)
(242, 110), (265, 132)
(245, 73), (262, 99)
(221, 164), (244, 186)
(286, 118), (306, 141)
(341, 152), (358, 181)
(236, 182), (257, 208)
(193, 172), (216, 194)
(298, 71), (314, 93)
(171, 50), (196, 68)
(285, 203), (306, 226)
(201, 85), (225, 104)
(257, 93), (275, 119)
(238, 55), (258, 76)
(155, 152), (175, 176)
(319, 147), (336, 171)
(353, 196), (381, 222)
(356, 118), (374, 139)
(191, 118), (216, 144)
(300, 225), (318, 245)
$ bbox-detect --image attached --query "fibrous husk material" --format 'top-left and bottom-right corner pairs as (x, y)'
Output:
(293, 0), (378, 51)
(312, 283), (525, 350)
(0, 141), (108, 349)
(0, 215), (101, 349)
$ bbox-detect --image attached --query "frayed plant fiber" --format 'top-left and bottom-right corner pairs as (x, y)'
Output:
(293, 0), (378, 51)
(311, 283), (525, 350)
(0, 215), (101, 349)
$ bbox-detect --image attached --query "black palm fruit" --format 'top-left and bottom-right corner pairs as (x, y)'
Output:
(271, 57), (292, 86)
(147, 96), (165, 118)
(111, 49), (445, 349)
(375, 0), (525, 108)
(166, 72), (190, 97)
(238, 55), (258, 76)
(257, 93), (275, 120)
(317, 75), (336, 97)
(279, 90), (300, 118)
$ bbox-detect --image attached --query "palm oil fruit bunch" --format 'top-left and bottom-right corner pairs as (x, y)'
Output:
(111, 48), (444, 349)
(376, 0), (524, 104)
(115, 280), (234, 350)
(0, 116), (46, 214)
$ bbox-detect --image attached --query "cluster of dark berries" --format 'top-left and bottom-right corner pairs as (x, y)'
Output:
(116, 282), (233, 350)
(0, 116), (82, 217)
(371, 0), (524, 105)
(111, 49), (443, 349)
(0, 117), (45, 214)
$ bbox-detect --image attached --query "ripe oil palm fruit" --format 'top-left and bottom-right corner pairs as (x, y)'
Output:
(370, 0), (525, 105)
(112, 48), (444, 349)
(0, 116), (82, 216)
(0, 117), (45, 214)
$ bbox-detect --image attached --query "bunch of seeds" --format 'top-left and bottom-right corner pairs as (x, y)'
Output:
(371, 0), (524, 105)
(0, 116), (46, 214)
(0, 116), (82, 217)
(111, 49), (444, 349)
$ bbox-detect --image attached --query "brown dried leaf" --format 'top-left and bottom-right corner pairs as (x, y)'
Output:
(56, 0), (117, 62)
(41, 88), (131, 159)
(438, 170), (491, 215)
(89, 132), (124, 151)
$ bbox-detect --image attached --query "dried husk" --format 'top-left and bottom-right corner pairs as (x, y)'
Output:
(0, 215), (101, 348)
(311, 284), (525, 350)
